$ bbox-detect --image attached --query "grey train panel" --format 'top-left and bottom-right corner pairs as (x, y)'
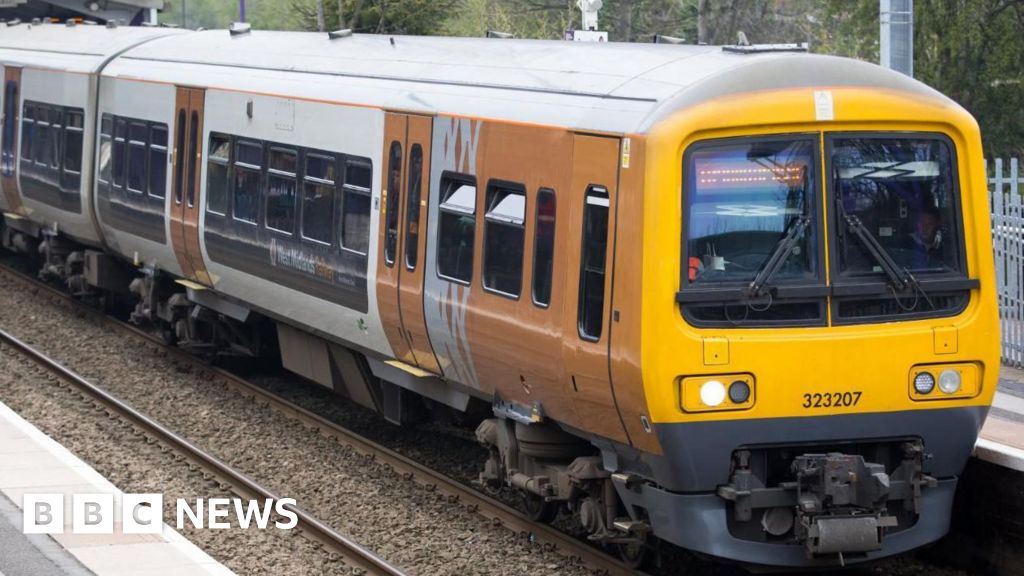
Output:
(95, 190), (165, 244)
(204, 217), (369, 313)
(19, 175), (81, 213)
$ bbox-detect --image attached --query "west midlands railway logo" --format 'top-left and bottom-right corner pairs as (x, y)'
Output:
(22, 494), (298, 534)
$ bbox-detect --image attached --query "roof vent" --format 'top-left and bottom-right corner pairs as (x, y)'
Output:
(652, 34), (686, 44)
(486, 30), (514, 39)
(229, 22), (251, 36)
(328, 28), (352, 39)
(65, 19), (77, 27)
(722, 43), (809, 54)
(6, 18), (21, 27)
(106, 20), (118, 28)
(31, 18), (41, 25)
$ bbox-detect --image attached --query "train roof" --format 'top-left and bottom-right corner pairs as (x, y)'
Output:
(3, 25), (955, 134)
(0, 21), (186, 73)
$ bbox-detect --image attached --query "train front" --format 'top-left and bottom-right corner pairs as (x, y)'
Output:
(635, 54), (1000, 568)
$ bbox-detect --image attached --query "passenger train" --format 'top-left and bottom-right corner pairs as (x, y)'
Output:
(0, 20), (1000, 569)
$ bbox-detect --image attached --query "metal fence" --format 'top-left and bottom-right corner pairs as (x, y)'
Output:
(990, 158), (1024, 366)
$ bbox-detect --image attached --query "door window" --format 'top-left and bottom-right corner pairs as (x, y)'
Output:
(404, 144), (423, 270)
(384, 141), (402, 265)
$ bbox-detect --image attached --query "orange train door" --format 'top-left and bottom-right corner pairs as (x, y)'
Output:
(170, 87), (211, 285)
(561, 134), (630, 445)
(376, 112), (442, 373)
(1, 67), (23, 213)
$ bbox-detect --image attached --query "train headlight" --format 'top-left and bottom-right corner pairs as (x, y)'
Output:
(729, 380), (751, 404)
(680, 374), (755, 413)
(700, 380), (726, 407)
(938, 369), (962, 394)
(909, 364), (980, 401)
(913, 371), (935, 395)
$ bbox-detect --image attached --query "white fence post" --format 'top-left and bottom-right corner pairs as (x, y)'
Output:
(991, 157), (1024, 366)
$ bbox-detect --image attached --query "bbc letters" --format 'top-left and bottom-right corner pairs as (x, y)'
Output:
(23, 493), (298, 534)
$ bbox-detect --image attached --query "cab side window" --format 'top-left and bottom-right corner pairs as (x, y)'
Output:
(578, 186), (609, 341)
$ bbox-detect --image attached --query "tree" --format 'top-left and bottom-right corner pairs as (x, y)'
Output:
(598, 0), (695, 42)
(289, 0), (459, 35)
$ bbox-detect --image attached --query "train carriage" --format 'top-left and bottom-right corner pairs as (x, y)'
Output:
(0, 22), (183, 249)
(0, 21), (1001, 570)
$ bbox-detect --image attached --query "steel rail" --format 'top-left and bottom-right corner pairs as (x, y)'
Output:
(0, 324), (409, 576)
(0, 262), (638, 576)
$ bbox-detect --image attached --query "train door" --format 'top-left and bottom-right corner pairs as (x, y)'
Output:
(561, 134), (630, 445)
(376, 111), (442, 373)
(170, 86), (211, 285)
(1, 67), (22, 213)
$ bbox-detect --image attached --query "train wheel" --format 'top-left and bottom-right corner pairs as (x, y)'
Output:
(521, 493), (558, 524)
(616, 537), (648, 570)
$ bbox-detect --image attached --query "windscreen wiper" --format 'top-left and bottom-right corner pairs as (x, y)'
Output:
(839, 212), (909, 291)
(747, 215), (810, 298)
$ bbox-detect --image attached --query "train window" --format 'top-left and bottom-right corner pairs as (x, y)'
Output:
(383, 141), (402, 265)
(206, 133), (230, 215)
(532, 189), (556, 307)
(483, 182), (526, 297)
(127, 121), (147, 194)
(186, 111), (199, 207)
(113, 118), (127, 189)
(266, 147), (297, 235)
(174, 109), (185, 204)
(48, 108), (62, 170)
(233, 140), (262, 224)
(829, 134), (967, 322)
(35, 107), (53, 169)
(98, 114), (112, 186)
(148, 124), (168, 199)
(61, 109), (84, 191)
(832, 137), (961, 276)
(342, 157), (372, 254)
(404, 144), (423, 270)
(437, 173), (476, 284)
(301, 152), (335, 244)
(20, 104), (33, 162)
(578, 186), (609, 342)
(2, 80), (17, 176)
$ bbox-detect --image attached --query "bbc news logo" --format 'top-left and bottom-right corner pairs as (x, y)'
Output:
(23, 494), (298, 534)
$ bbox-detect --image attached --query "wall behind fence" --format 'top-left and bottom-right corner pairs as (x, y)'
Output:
(989, 158), (1023, 366)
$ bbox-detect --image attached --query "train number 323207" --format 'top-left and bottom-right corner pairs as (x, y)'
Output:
(802, 391), (862, 409)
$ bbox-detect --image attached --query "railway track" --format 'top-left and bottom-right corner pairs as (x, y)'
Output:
(0, 324), (409, 576)
(0, 261), (638, 576)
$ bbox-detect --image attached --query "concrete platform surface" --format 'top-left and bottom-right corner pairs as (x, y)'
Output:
(975, 366), (1024, 471)
(0, 400), (236, 576)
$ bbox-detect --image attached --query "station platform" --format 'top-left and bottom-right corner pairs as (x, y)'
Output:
(975, 365), (1024, 471)
(0, 400), (236, 576)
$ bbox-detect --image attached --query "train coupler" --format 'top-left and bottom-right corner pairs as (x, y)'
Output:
(718, 441), (936, 556)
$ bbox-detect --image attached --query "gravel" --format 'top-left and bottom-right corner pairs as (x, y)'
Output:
(0, 272), (601, 576)
(0, 342), (354, 576)
(0, 266), (975, 576)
